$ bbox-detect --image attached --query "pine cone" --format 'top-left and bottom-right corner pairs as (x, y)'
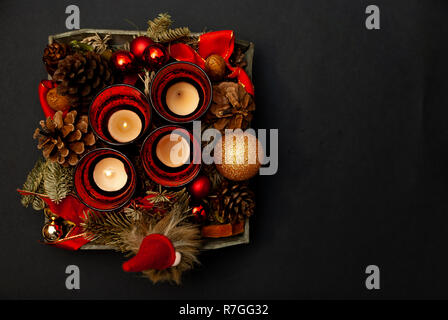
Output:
(229, 47), (247, 69)
(33, 110), (96, 166)
(203, 181), (255, 224)
(43, 42), (71, 76)
(206, 82), (255, 131)
(52, 51), (114, 111)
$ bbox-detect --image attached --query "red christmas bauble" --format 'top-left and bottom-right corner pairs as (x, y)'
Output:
(111, 50), (136, 73)
(130, 36), (154, 59)
(188, 175), (211, 199)
(191, 205), (207, 224)
(142, 44), (169, 70)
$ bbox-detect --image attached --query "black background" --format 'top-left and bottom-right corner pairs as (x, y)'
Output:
(1, 0), (448, 300)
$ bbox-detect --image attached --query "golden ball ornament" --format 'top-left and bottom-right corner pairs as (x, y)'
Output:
(204, 54), (226, 81)
(42, 216), (63, 242)
(214, 131), (263, 181)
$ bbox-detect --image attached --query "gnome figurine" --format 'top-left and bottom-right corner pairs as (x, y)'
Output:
(119, 196), (201, 284)
(122, 233), (182, 272)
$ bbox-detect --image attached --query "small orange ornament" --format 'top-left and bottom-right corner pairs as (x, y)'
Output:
(214, 131), (263, 181)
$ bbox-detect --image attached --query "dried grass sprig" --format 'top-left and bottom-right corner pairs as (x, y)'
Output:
(81, 33), (112, 54)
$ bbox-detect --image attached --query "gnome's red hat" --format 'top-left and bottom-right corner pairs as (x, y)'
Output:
(122, 234), (176, 272)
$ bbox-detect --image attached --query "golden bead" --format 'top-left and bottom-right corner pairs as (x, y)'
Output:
(42, 216), (63, 242)
(205, 54), (226, 81)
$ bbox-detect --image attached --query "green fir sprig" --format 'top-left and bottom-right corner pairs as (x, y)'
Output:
(20, 158), (46, 210)
(20, 159), (74, 210)
(147, 13), (192, 43)
(43, 161), (74, 204)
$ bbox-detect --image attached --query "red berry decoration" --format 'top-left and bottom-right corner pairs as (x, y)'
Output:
(130, 36), (154, 60)
(142, 43), (169, 70)
(191, 205), (207, 224)
(188, 175), (211, 199)
(111, 50), (136, 73)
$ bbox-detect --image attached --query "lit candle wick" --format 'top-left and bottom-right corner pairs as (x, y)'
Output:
(156, 133), (190, 168)
(93, 158), (128, 192)
(165, 82), (199, 116)
(107, 110), (142, 143)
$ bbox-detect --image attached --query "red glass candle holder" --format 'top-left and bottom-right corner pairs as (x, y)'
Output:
(74, 148), (137, 211)
(140, 125), (202, 187)
(89, 84), (151, 146)
(150, 62), (212, 123)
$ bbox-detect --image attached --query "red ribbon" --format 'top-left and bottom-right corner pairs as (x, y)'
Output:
(170, 30), (254, 95)
(17, 190), (91, 250)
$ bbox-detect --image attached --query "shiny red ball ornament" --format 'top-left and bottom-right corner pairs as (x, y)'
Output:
(111, 50), (136, 73)
(130, 36), (154, 60)
(188, 175), (211, 199)
(191, 205), (207, 224)
(142, 43), (170, 70)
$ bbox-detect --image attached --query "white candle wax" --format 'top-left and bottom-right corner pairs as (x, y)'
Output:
(165, 81), (200, 116)
(93, 157), (128, 192)
(156, 133), (190, 168)
(107, 109), (142, 143)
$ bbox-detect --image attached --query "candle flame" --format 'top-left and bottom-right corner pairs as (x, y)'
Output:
(122, 121), (128, 128)
(104, 170), (113, 177)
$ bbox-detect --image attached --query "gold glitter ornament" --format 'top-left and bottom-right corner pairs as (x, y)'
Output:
(214, 131), (263, 181)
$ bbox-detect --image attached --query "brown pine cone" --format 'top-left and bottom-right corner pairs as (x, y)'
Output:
(229, 47), (247, 69)
(206, 82), (255, 131)
(53, 51), (114, 111)
(33, 110), (96, 166)
(43, 42), (71, 76)
(203, 181), (255, 224)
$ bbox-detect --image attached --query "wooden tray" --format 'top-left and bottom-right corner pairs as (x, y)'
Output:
(47, 29), (254, 250)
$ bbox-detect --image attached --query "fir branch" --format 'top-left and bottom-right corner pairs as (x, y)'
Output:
(82, 210), (140, 252)
(20, 158), (46, 210)
(147, 13), (191, 43)
(155, 27), (192, 43)
(43, 161), (74, 204)
(147, 13), (173, 37)
(123, 206), (144, 222)
(20, 159), (74, 210)
(31, 185), (46, 210)
(146, 187), (176, 205)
